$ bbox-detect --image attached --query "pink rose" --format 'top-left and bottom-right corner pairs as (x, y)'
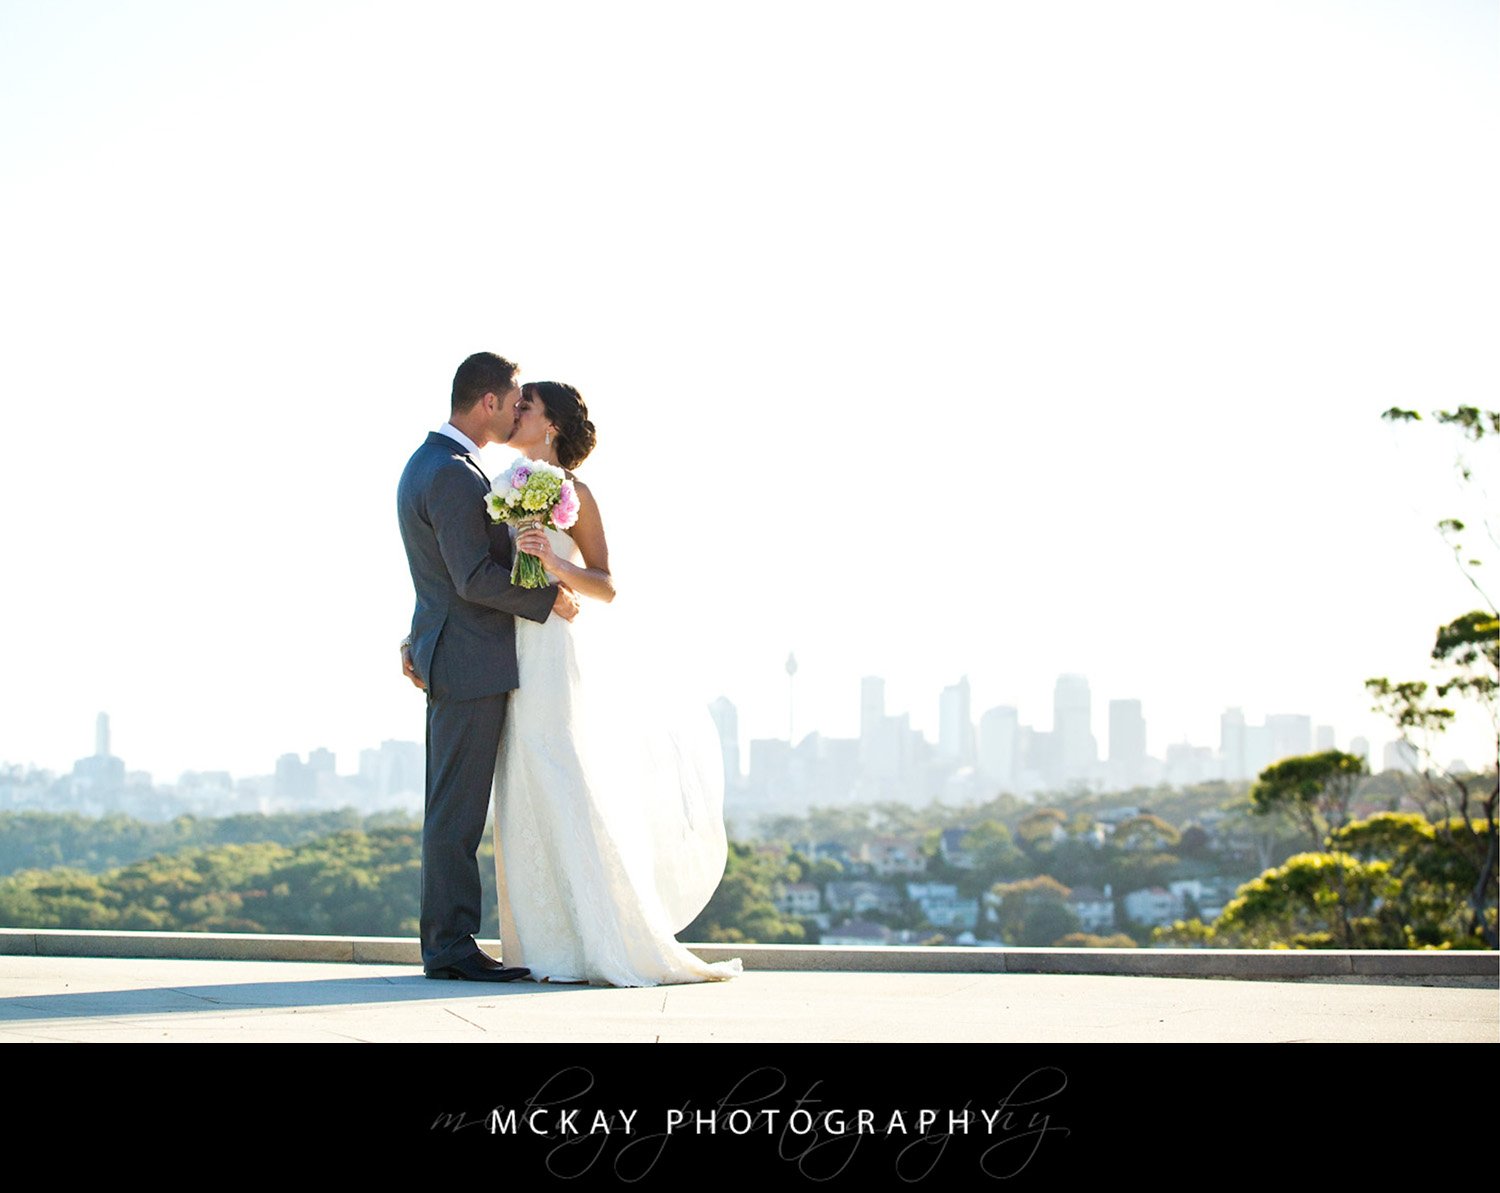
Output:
(552, 481), (580, 528)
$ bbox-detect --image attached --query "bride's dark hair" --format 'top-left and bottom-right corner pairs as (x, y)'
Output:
(525, 381), (597, 470)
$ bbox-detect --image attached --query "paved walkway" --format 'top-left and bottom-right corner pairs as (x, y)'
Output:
(2, 952), (1493, 1042)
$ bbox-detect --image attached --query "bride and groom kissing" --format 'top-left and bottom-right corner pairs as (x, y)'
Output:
(396, 351), (739, 988)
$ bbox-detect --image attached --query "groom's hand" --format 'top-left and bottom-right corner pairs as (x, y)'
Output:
(553, 584), (581, 622)
(400, 643), (427, 690)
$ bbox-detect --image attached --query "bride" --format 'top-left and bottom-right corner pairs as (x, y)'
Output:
(494, 381), (741, 987)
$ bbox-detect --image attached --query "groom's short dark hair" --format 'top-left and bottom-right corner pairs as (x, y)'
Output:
(452, 352), (520, 414)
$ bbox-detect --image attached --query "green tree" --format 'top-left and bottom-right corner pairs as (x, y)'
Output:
(1178, 824), (1212, 860)
(1015, 808), (1067, 854)
(1370, 404), (1498, 946)
(1249, 751), (1367, 850)
(987, 875), (1078, 946)
(681, 843), (806, 944)
(1334, 812), (1486, 947)
(958, 820), (1025, 891)
(1055, 932), (1137, 948)
(1212, 852), (1401, 949)
(1111, 814), (1182, 853)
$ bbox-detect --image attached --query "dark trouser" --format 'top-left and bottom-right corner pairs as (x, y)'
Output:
(421, 690), (507, 971)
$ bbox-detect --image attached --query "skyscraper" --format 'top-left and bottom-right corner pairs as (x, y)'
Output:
(977, 705), (1019, 789)
(1108, 698), (1146, 786)
(939, 676), (975, 767)
(1053, 674), (1097, 782)
(1266, 714), (1312, 763)
(857, 676), (909, 786)
(72, 711), (125, 792)
(1220, 707), (1247, 780)
(709, 696), (742, 788)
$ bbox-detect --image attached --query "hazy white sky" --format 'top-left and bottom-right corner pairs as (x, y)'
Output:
(1, 0), (1495, 781)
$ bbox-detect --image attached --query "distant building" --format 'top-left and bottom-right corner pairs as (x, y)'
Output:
(1169, 879), (1231, 922)
(824, 881), (905, 917)
(805, 841), (852, 868)
(905, 882), (979, 930)
(1383, 740), (1420, 773)
(1108, 699), (1147, 787)
(70, 712), (126, 794)
(1220, 708), (1248, 781)
(1067, 885), (1116, 933)
(1054, 674), (1098, 783)
(357, 740), (423, 801)
(275, 752), (314, 800)
(1123, 887), (1179, 927)
(799, 733), (860, 797)
(822, 920), (893, 946)
(175, 771), (234, 810)
(1222, 708), (1321, 779)
(1266, 714), (1312, 763)
(938, 827), (976, 869)
(747, 738), (793, 792)
(709, 697), (741, 788)
(858, 676), (912, 792)
(773, 882), (822, 917)
(861, 837), (927, 877)
(1164, 742), (1214, 786)
(939, 676), (975, 767)
(977, 705), (1019, 789)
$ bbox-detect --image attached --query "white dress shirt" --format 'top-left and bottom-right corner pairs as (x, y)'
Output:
(437, 421), (483, 460)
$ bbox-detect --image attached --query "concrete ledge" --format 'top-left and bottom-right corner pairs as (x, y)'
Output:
(1, 929), (1493, 979)
(1349, 949), (1496, 976)
(2, 928), (359, 962)
(689, 944), (1009, 973)
(350, 937), (421, 965)
(690, 943), (1497, 979)
(1004, 948), (1357, 978)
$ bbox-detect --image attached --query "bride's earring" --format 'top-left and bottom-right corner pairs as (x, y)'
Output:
(545, 431), (552, 447)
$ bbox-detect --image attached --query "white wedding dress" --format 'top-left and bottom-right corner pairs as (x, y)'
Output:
(491, 527), (742, 986)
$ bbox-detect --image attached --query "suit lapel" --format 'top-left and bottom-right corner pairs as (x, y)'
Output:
(424, 432), (490, 488)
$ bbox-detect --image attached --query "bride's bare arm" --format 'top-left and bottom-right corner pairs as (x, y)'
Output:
(515, 480), (615, 603)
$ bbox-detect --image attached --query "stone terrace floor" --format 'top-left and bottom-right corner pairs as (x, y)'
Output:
(1, 930), (1493, 1043)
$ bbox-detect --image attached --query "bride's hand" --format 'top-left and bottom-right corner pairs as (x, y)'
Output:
(516, 527), (560, 571)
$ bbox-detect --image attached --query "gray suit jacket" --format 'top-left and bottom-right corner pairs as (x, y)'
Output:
(397, 432), (555, 701)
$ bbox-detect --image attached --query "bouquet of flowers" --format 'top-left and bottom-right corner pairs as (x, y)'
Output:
(486, 458), (581, 588)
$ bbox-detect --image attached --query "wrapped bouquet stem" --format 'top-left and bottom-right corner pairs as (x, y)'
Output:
(486, 458), (581, 589)
(509, 515), (549, 587)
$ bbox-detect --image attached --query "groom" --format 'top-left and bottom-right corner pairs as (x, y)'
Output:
(397, 351), (580, 981)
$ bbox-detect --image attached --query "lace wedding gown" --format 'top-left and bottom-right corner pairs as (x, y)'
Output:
(492, 527), (741, 986)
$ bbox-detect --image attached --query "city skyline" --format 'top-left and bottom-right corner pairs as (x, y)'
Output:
(726, 668), (1471, 810)
(6, 652), (1486, 783)
(10, 657), (1470, 809)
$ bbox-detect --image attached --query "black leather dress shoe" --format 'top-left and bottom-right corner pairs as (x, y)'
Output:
(425, 952), (531, 982)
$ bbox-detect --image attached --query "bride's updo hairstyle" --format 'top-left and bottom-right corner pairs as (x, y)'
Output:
(525, 381), (597, 470)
